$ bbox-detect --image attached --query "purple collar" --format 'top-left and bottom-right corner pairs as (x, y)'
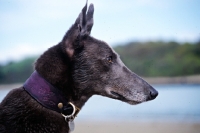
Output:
(23, 71), (80, 121)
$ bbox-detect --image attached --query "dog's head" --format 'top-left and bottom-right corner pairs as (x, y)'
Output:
(62, 3), (158, 105)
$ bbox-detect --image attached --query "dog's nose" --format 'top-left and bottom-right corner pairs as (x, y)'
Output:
(148, 87), (158, 100)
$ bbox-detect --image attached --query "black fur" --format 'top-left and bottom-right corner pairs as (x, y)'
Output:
(0, 2), (158, 133)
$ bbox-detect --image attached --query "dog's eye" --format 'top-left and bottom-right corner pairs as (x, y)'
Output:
(106, 56), (113, 63)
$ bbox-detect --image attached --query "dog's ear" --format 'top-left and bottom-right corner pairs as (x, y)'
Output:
(76, 2), (94, 37)
(63, 2), (94, 58)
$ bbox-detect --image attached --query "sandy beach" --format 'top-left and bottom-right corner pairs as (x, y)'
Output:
(73, 121), (200, 133)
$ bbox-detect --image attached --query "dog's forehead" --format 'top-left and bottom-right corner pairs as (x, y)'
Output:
(85, 37), (116, 55)
(97, 41), (119, 58)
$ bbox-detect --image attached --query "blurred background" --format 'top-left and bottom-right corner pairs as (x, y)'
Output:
(0, 0), (200, 133)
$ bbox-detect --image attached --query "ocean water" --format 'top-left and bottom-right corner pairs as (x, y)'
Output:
(1, 84), (200, 122)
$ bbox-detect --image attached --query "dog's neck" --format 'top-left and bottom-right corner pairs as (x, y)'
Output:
(24, 71), (83, 122)
(34, 44), (91, 110)
(70, 95), (91, 108)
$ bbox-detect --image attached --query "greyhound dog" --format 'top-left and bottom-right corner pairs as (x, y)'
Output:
(0, 2), (158, 133)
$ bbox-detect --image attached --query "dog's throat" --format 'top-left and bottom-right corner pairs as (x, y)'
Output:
(23, 71), (80, 122)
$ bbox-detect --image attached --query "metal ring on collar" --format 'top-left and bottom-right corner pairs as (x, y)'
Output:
(61, 102), (76, 121)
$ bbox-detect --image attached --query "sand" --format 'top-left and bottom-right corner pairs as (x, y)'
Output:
(73, 121), (200, 133)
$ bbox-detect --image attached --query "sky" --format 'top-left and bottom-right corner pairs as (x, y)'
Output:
(0, 0), (200, 64)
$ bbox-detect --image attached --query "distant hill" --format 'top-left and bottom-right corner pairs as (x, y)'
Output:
(114, 41), (200, 77)
(0, 57), (36, 84)
(0, 41), (200, 84)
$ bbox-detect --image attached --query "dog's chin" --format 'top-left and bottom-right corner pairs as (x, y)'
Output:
(126, 100), (142, 105)
(119, 97), (144, 105)
(109, 91), (145, 105)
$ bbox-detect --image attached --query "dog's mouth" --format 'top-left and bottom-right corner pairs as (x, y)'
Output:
(110, 91), (126, 100)
(110, 91), (142, 105)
